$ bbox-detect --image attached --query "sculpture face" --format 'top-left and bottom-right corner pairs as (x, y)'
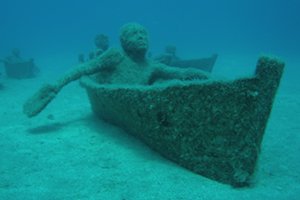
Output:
(120, 23), (149, 60)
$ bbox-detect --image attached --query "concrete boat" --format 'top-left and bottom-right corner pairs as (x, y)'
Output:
(79, 56), (283, 187)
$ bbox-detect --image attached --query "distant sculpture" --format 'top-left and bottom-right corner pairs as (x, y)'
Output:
(1, 48), (39, 79)
(78, 34), (110, 64)
(4, 48), (23, 63)
(94, 34), (109, 56)
(155, 45), (180, 66)
(78, 53), (85, 64)
(155, 45), (218, 73)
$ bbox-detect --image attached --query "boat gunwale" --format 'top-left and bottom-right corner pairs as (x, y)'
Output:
(80, 75), (256, 92)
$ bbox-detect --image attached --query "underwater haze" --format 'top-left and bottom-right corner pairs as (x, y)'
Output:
(1, 0), (300, 200)
(1, 0), (299, 78)
(1, 0), (299, 57)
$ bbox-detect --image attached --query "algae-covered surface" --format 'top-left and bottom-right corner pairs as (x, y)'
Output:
(0, 55), (299, 200)
(1, 0), (300, 199)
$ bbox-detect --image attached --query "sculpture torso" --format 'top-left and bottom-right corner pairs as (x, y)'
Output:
(95, 52), (155, 85)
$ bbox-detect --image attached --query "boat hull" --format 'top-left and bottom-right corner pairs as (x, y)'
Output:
(171, 54), (218, 72)
(80, 56), (284, 187)
(4, 60), (38, 79)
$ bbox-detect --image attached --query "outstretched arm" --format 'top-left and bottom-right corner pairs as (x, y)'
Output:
(55, 48), (122, 90)
(148, 63), (210, 85)
(23, 48), (123, 117)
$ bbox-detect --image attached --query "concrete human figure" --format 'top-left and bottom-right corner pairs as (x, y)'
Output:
(94, 23), (209, 85)
(2, 48), (23, 64)
(155, 45), (180, 66)
(78, 34), (110, 63)
(94, 34), (109, 56)
(24, 23), (209, 117)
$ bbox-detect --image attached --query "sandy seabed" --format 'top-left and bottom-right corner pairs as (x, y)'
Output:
(0, 56), (299, 200)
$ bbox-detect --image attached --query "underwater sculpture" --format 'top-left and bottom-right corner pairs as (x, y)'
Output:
(155, 45), (180, 65)
(1, 48), (39, 79)
(78, 34), (110, 64)
(23, 23), (284, 187)
(94, 34), (109, 56)
(24, 23), (209, 118)
(155, 45), (217, 72)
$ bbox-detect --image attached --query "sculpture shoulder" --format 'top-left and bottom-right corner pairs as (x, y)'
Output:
(83, 48), (124, 74)
(148, 59), (169, 73)
(99, 48), (124, 68)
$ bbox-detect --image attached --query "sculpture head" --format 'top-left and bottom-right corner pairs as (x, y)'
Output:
(120, 23), (149, 61)
(165, 45), (177, 56)
(94, 34), (109, 51)
(12, 48), (21, 57)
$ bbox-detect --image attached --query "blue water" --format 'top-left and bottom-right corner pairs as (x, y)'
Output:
(1, 0), (300, 199)
(1, 0), (299, 59)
